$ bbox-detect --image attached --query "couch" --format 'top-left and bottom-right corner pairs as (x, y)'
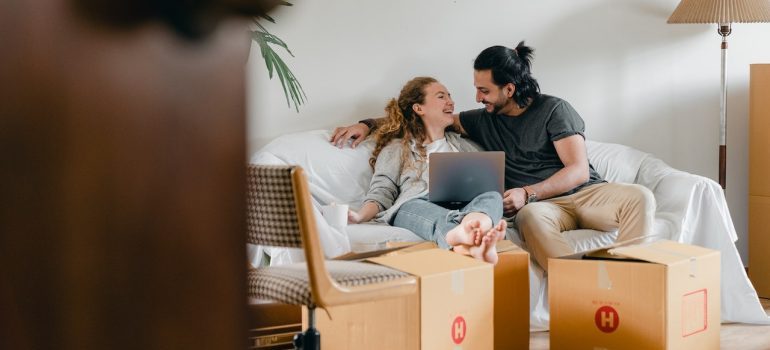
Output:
(249, 129), (769, 329)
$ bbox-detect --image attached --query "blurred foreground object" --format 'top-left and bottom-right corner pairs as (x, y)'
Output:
(0, 0), (279, 349)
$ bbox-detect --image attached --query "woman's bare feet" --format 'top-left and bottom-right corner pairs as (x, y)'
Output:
(446, 219), (482, 246)
(460, 220), (507, 264)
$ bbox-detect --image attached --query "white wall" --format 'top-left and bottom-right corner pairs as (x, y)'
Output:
(247, 0), (770, 265)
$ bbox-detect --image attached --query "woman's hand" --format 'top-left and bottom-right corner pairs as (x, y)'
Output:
(348, 209), (365, 224)
(348, 201), (380, 224)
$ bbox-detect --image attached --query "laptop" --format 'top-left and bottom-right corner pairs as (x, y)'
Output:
(428, 151), (505, 206)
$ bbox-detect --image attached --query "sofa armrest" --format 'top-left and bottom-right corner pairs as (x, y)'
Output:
(637, 156), (738, 244)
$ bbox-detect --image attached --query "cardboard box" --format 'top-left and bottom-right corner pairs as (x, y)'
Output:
(749, 195), (770, 298)
(311, 242), (434, 350)
(371, 249), (494, 349)
(304, 292), (420, 349)
(494, 240), (530, 350)
(309, 247), (494, 349)
(549, 240), (720, 350)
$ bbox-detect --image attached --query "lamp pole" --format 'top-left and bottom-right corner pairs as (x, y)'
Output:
(718, 23), (731, 190)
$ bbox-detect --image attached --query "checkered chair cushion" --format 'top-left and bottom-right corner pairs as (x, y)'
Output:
(246, 165), (302, 248)
(248, 261), (410, 308)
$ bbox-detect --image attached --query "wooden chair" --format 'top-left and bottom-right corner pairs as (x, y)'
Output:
(246, 165), (417, 350)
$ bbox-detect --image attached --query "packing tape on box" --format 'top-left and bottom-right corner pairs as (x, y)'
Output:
(597, 262), (613, 290)
(451, 270), (464, 295)
(648, 247), (699, 278)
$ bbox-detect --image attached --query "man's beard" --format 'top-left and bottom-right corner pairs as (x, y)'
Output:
(490, 102), (505, 115)
(488, 91), (512, 115)
(489, 98), (511, 115)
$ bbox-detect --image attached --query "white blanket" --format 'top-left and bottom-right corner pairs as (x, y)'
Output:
(250, 129), (769, 327)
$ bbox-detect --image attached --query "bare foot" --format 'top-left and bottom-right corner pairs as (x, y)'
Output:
(452, 244), (470, 256)
(450, 226), (482, 256)
(468, 220), (507, 264)
(490, 219), (506, 241)
(446, 219), (481, 246)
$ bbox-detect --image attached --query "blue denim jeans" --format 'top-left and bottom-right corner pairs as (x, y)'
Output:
(392, 191), (503, 249)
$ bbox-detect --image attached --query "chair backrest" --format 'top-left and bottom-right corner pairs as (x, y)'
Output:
(246, 165), (304, 248)
(246, 164), (418, 309)
(247, 164), (338, 306)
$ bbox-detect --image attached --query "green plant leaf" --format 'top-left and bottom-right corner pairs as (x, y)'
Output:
(262, 45), (305, 111)
(252, 2), (306, 113)
(251, 31), (275, 78)
(259, 13), (276, 23)
(261, 33), (294, 57)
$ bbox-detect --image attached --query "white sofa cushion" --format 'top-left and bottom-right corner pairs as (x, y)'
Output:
(252, 130), (374, 210)
(585, 140), (648, 184)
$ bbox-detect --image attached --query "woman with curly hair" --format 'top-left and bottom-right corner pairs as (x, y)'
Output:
(347, 77), (505, 264)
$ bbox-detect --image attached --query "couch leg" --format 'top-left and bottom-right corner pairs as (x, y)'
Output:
(293, 306), (320, 350)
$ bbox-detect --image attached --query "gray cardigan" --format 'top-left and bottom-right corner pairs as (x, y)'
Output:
(364, 132), (481, 224)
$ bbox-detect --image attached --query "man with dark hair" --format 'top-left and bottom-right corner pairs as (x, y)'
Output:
(331, 42), (655, 270)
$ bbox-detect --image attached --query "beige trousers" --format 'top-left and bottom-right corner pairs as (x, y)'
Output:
(515, 183), (656, 271)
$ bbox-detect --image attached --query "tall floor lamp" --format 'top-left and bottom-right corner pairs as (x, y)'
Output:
(668, 0), (770, 190)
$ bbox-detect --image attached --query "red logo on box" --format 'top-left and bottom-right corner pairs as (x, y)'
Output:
(451, 315), (466, 344)
(594, 306), (620, 333)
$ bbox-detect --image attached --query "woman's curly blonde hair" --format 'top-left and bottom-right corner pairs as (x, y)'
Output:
(369, 77), (437, 173)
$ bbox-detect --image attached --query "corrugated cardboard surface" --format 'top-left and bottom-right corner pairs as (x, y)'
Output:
(305, 293), (420, 350)
(664, 257), (720, 349)
(494, 240), (530, 350)
(549, 240), (720, 350)
(749, 195), (770, 298)
(311, 242), (435, 350)
(371, 249), (494, 350)
(309, 247), (493, 349)
(750, 64), (770, 197)
(749, 64), (770, 298)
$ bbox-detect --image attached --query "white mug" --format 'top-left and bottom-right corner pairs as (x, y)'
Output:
(321, 203), (349, 230)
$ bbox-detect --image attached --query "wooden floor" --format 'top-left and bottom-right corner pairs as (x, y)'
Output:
(530, 298), (770, 349)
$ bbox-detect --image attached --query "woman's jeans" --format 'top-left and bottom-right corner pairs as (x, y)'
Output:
(392, 191), (503, 249)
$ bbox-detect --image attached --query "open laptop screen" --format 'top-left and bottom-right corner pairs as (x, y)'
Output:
(428, 151), (505, 205)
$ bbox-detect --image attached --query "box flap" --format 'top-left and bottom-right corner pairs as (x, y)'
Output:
(333, 242), (427, 261)
(368, 249), (489, 276)
(496, 240), (525, 253)
(558, 235), (652, 260)
(608, 240), (719, 266)
(383, 241), (437, 256)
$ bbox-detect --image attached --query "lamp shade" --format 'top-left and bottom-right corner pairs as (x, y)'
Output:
(668, 0), (770, 23)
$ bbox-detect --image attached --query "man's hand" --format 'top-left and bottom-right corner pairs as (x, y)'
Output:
(330, 123), (371, 148)
(503, 188), (527, 216)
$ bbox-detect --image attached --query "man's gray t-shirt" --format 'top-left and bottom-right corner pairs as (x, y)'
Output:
(459, 94), (604, 197)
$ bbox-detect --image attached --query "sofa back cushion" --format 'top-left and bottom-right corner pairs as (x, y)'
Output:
(586, 140), (649, 184)
(251, 132), (652, 209)
(250, 129), (374, 209)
